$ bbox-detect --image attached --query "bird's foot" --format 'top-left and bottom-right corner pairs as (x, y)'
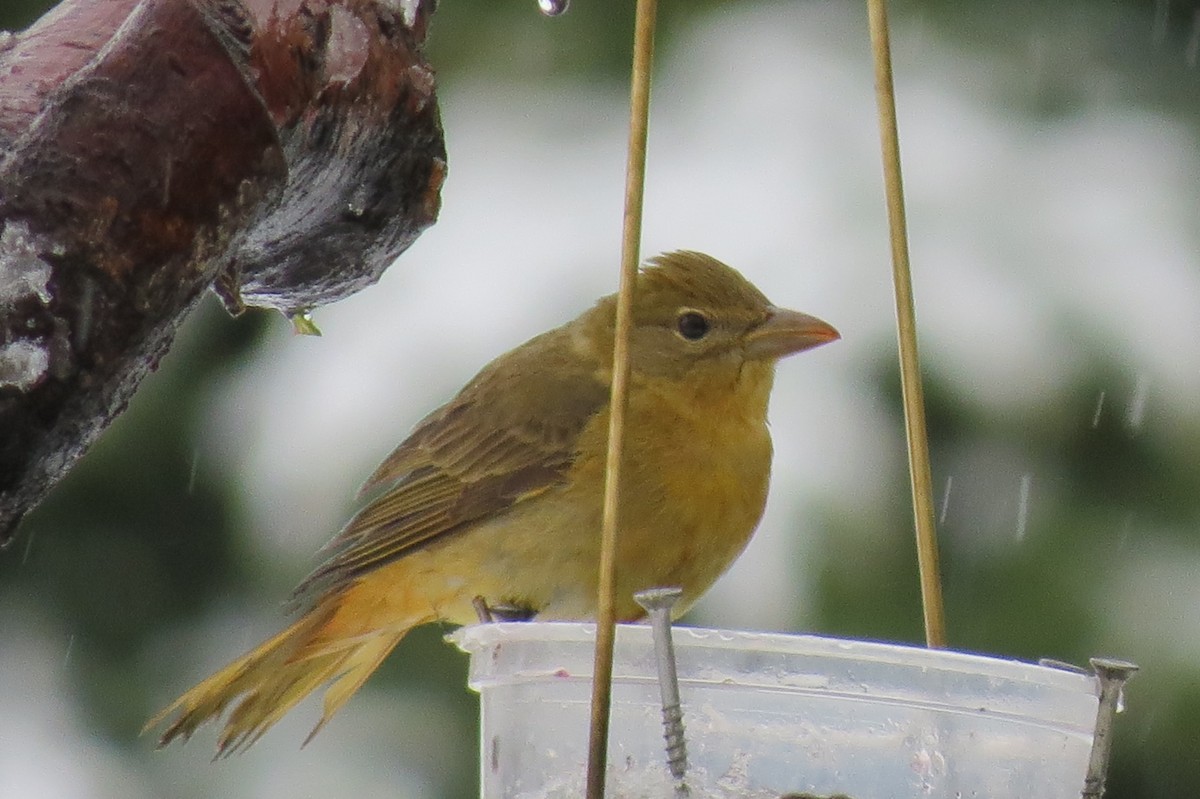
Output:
(472, 595), (538, 623)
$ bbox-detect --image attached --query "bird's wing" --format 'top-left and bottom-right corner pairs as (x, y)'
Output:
(294, 332), (609, 600)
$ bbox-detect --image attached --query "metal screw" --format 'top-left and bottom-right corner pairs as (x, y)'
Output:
(1081, 657), (1139, 799)
(634, 587), (689, 798)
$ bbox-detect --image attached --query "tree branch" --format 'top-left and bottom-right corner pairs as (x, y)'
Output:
(0, 0), (446, 543)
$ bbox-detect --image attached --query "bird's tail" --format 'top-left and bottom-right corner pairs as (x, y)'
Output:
(146, 566), (442, 756)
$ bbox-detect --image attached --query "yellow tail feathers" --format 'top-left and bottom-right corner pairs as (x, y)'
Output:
(146, 574), (437, 756)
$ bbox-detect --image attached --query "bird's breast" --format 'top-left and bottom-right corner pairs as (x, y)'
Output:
(600, 371), (774, 615)
(467, 365), (777, 622)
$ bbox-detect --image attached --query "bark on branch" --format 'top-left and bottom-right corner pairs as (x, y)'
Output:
(0, 0), (446, 543)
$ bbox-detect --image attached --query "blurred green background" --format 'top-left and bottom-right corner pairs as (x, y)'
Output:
(3, 1), (1200, 797)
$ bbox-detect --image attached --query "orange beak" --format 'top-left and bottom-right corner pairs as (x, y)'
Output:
(743, 306), (840, 361)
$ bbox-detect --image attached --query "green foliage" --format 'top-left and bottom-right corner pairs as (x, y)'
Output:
(812, 355), (1200, 797)
(3, 300), (270, 740)
(5, 1), (1200, 798)
(0, 0), (47, 29)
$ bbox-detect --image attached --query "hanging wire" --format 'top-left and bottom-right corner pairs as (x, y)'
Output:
(584, 0), (660, 797)
(866, 0), (947, 649)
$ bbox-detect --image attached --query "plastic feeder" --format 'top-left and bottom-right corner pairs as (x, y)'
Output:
(453, 622), (1122, 799)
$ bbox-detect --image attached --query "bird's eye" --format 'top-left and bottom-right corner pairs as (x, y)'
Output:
(676, 311), (710, 341)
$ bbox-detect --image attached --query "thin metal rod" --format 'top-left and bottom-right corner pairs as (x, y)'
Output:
(866, 0), (947, 649)
(585, 1), (659, 798)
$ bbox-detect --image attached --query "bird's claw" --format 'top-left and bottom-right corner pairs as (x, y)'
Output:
(472, 595), (537, 623)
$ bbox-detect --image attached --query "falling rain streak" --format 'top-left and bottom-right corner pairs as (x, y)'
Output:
(1091, 390), (1106, 429)
(1126, 374), (1150, 433)
(20, 524), (37, 565)
(938, 475), (953, 524)
(63, 634), (76, 669)
(1016, 474), (1033, 541)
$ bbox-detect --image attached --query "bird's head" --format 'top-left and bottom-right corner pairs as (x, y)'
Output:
(584, 251), (839, 386)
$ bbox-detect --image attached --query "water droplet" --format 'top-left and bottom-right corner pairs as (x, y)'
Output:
(1016, 473), (1033, 541)
(290, 310), (323, 336)
(537, 0), (569, 16)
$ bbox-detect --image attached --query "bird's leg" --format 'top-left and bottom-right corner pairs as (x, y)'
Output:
(471, 595), (494, 623)
(471, 595), (538, 623)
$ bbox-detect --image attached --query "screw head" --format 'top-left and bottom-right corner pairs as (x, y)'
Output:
(1090, 658), (1139, 682)
(634, 587), (684, 612)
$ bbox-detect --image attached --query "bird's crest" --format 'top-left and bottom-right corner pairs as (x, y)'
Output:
(639, 251), (772, 314)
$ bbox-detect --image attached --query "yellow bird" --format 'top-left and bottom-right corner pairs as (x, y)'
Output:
(148, 250), (839, 755)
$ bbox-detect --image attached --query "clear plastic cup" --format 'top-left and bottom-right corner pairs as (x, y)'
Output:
(452, 622), (1100, 799)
